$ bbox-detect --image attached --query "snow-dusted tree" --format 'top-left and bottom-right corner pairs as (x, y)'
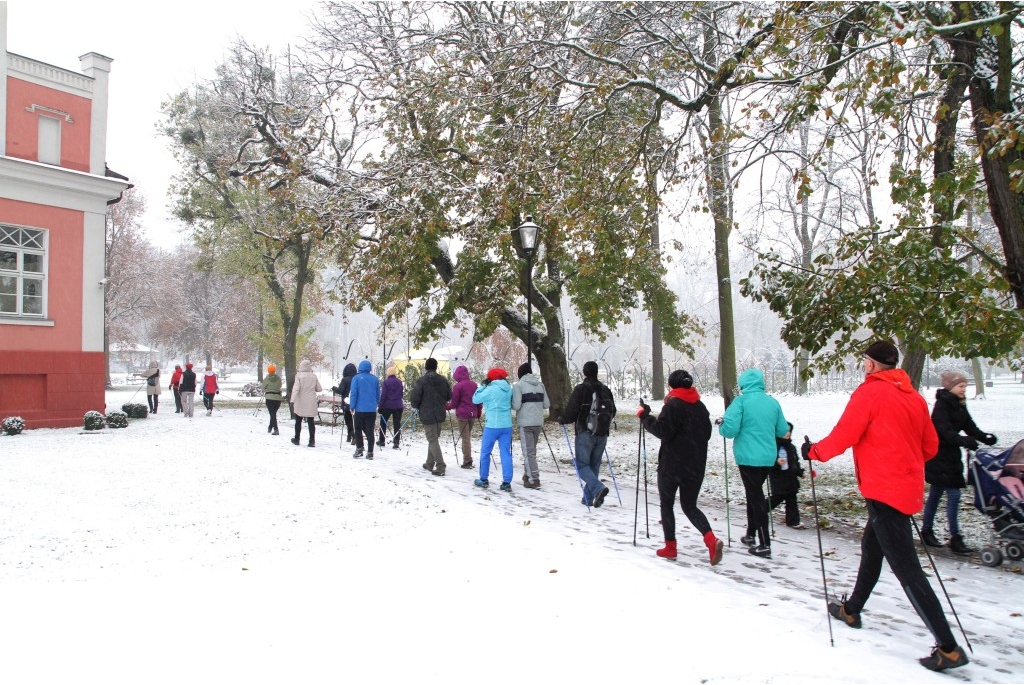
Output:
(104, 187), (156, 387)
(307, 2), (698, 416)
(161, 41), (362, 396)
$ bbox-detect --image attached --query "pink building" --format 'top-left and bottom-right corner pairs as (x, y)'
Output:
(0, 3), (129, 428)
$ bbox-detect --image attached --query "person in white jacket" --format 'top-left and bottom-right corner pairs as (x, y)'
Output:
(290, 359), (323, 447)
(512, 363), (549, 489)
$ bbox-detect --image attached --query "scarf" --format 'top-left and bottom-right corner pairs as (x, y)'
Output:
(666, 387), (700, 404)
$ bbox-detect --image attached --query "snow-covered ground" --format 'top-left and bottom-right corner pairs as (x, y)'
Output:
(1, 374), (1022, 684)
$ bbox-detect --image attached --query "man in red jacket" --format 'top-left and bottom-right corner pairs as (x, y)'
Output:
(805, 340), (968, 673)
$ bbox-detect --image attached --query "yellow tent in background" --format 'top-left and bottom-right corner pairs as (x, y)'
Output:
(392, 345), (463, 379)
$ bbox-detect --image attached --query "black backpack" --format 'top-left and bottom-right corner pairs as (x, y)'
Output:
(147, 374), (157, 387)
(585, 384), (614, 437)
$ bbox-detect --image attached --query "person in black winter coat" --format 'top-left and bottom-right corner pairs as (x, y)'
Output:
(768, 423), (805, 528)
(332, 363), (358, 444)
(922, 371), (997, 554)
(637, 369), (723, 566)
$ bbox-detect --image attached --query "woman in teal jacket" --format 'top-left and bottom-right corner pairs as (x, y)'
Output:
(472, 367), (514, 491)
(718, 368), (789, 558)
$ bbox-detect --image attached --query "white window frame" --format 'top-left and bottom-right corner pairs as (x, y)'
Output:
(37, 115), (62, 166)
(0, 224), (48, 319)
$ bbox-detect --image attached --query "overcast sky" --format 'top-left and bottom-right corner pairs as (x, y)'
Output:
(6, 0), (321, 248)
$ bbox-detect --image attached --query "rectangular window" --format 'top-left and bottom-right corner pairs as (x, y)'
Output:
(38, 115), (61, 165)
(0, 225), (48, 317)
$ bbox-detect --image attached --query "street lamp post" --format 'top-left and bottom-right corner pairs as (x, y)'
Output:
(517, 216), (540, 371)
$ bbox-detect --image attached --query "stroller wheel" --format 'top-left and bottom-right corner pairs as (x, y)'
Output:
(1005, 541), (1024, 562)
(979, 546), (1003, 567)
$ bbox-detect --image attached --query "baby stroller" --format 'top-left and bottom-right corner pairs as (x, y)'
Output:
(967, 440), (1024, 567)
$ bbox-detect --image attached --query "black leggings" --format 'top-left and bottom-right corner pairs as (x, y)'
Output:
(294, 416), (315, 443)
(845, 499), (956, 650)
(266, 400), (281, 430)
(658, 470), (712, 542)
(740, 465), (771, 546)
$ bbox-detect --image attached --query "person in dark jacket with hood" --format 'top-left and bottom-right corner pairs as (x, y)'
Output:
(638, 369), (723, 565)
(179, 362), (197, 418)
(922, 370), (997, 554)
(378, 365), (405, 449)
(768, 422), (805, 528)
(447, 365), (481, 469)
(332, 363), (358, 444)
(349, 360), (381, 459)
(411, 358), (453, 475)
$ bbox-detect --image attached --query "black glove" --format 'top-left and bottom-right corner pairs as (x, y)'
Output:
(982, 433), (998, 446)
(636, 402), (651, 420)
(216, 390), (219, 395)
(481, 378), (491, 386)
(801, 436), (814, 461)
(961, 437), (979, 451)
(714, 417), (723, 426)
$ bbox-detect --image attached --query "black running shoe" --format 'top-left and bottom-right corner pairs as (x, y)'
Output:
(827, 596), (862, 629)
(919, 645), (968, 671)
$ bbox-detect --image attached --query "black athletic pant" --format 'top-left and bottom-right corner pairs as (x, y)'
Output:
(739, 465), (771, 547)
(658, 470), (712, 542)
(769, 492), (801, 526)
(294, 416), (315, 444)
(266, 400), (281, 431)
(172, 388), (183, 413)
(845, 499), (957, 650)
(354, 411), (375, 452)
(378, 408), (403, 446)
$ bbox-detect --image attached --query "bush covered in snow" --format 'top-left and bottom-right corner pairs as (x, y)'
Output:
(105, 411), (129, 429)
(83, 411), (105, 431)
(2, 416), (26, 435)
(121, 403), (149, 419)
(239, 382), (264, 397)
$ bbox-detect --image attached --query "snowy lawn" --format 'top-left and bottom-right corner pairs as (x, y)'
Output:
(1, 376), (1022, 683)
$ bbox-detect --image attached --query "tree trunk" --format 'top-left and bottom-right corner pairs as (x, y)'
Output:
(902, 347), (926, 389)
(971, 357), (985, 397)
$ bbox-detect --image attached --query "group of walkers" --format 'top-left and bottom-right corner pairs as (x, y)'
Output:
(246, 340), (983, 673)
(140, 360), (220, 418)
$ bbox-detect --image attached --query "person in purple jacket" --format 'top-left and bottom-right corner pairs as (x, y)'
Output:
(378, 365), (405, 449)
(447, 365), (482, 469)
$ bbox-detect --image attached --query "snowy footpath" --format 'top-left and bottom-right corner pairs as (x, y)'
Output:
(1, 383), (1022, 684)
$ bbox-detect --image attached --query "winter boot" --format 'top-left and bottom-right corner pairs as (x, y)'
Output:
(827, 595), (862, 629)
(365, 451), (374, 460)
(655, 541), (677, 560)
(308, 441), (315, 448)
(919, 645), (969, 672)
(949, 534), (973, 556)
(432, 466), (445, 477)
(704, 531), (724, 566)
(290, 437), (300, 446)
(474, 478), (490, 488)
(740, 534), (756, 546)
(272, 428), (279, 435)
(523, 473), (532, 487)
(353, 448), (364, 458)
(461, 461), (474, 469)
(920, 528), (942, 547)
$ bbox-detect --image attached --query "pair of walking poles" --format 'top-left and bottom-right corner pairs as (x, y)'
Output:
(792, 435), (970, 651)
(558, 423), (622, 512)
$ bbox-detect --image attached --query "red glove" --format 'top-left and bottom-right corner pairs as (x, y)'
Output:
(636, 402), (651, 419)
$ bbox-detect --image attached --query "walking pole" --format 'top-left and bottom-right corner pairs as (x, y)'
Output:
(766, 477), (776, 538)
(604, 448), (623, 505)
(720, 426), (732, 547)
(641, 421), (650, 538)
(561, 423), (590, 511)
(912, 516), (974, 654)
(540, 425), (561, 473)
(804, 437), (835, 647)
(447, 412), (459, 457)
(252, 396), (265, 417)
(394, 410), (417, 444)
(630, 417), (638, 544)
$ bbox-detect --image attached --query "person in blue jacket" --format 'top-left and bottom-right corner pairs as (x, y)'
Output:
(349, 359), (381, 459)
(718, 368), (789, 558)
(472, 367), (515, 491)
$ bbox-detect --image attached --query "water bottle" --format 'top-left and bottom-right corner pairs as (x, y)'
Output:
(778, 446), (789, 470)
